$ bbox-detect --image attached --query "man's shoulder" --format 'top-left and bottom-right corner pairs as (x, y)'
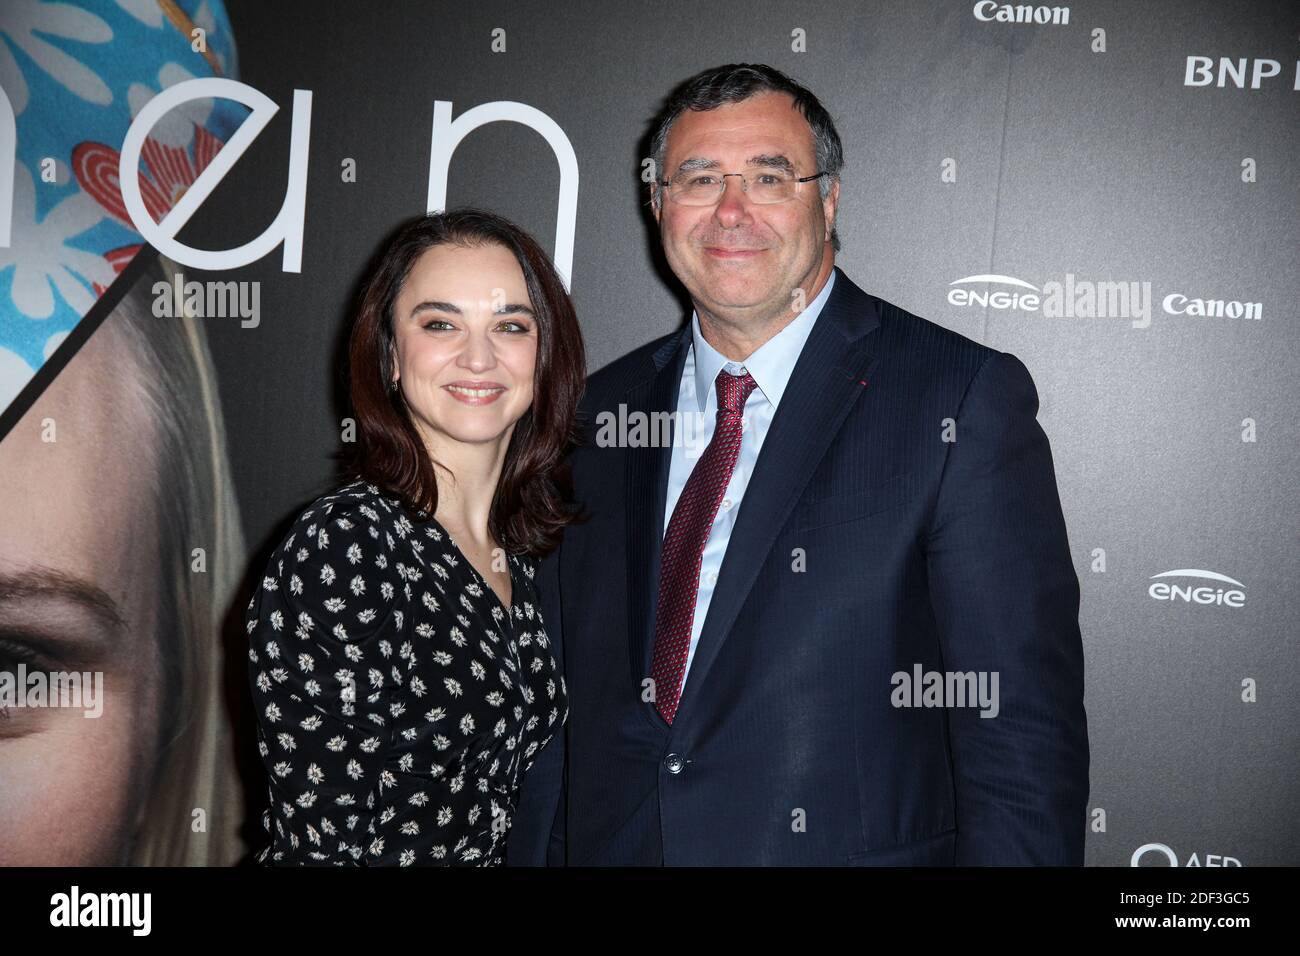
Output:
(583, 326), (686, 408)
(866, 289), (1040, 410)
(579, 272), (1007, 406)
(866, 288), (997, 378)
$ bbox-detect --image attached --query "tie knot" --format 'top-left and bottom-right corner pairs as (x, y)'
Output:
(715, 370), (757, 415)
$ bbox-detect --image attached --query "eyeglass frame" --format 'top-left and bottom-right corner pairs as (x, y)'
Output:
(656, 167), (828, 205)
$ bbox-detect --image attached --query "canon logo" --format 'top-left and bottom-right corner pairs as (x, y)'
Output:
(1147, 569), (1246, 608)
(1162, 293), (1262, 320)
(973, 2), (1070, 25)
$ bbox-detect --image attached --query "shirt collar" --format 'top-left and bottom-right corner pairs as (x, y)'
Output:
(690, 268), (838, 412)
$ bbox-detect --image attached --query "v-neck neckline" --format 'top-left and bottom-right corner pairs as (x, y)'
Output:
(470, 553), (514, 621)
(433, 520), (515, 621)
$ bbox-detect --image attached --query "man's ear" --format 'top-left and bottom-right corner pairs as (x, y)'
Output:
(822, 178), (840, 242)
(650, 181), (662, 224)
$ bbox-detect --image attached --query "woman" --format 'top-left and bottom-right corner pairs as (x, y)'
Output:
(246, 209), (585, 865)
(0, 252), (248, 865)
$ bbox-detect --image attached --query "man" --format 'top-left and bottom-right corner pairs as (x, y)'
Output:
(509, 63), (1089, 866)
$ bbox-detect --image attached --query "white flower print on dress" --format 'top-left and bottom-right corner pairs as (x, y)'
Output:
(247, 479), (566, 866)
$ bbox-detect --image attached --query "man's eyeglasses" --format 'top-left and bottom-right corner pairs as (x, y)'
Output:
(658, 167), (827, 206)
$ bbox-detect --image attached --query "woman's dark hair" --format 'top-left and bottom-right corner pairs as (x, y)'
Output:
(344, 208), (585, 556)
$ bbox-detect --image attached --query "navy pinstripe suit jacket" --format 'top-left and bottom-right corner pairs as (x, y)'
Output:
(509, 266), (1089, 866)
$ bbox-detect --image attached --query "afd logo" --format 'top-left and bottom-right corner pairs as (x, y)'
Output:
(1131, 842), (1242, 867)
(1147, 570), (1246, 609)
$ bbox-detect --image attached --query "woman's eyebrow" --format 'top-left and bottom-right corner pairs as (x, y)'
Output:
(0, 567), (126, 635)
(410, 300), (462, 317)
(410, 301), (534, 317)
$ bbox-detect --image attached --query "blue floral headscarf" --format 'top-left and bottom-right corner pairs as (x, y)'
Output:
(0, 0), (244, 412)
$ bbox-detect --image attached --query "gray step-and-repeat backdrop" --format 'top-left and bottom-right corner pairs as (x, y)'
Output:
(0, 0), (1294, 865)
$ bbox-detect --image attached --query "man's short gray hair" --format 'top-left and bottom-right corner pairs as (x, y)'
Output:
(648, 63), (844, 252)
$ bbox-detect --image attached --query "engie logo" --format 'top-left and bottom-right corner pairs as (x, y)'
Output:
(947, 274), (1041, 312)
(1147, 569), (1246, 609)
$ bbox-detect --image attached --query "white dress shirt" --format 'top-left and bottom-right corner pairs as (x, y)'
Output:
(662, 269), (838, 690)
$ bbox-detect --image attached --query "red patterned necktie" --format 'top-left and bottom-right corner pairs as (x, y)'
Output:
(649, 369), (758, 725)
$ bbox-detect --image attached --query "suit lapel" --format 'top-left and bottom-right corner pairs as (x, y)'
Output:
(624, 326), (691, 689)
(672, 269), (882, 726)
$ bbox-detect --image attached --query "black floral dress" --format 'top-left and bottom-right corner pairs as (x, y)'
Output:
(246, 479), (566, 865)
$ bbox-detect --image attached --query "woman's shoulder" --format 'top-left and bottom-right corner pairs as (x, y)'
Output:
(273, 479), (410, 575)
(251, 479), (408, 642)
(295, 477), (401, 524)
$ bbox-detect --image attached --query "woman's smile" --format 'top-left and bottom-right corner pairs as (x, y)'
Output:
(443, 380), (508, 405)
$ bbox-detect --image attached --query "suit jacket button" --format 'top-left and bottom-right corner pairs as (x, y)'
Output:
(664, 753), (685, 774)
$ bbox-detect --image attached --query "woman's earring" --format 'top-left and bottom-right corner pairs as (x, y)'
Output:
(389, 377), (400, 393)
